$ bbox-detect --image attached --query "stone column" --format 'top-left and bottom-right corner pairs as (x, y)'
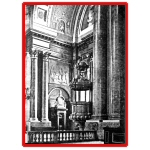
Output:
(107, 6), (125, 120)
(30, 50), (39, 122)
(25, 52), (31, 122)
(92, 6), (108, 120)
(41, 52), (50, 122)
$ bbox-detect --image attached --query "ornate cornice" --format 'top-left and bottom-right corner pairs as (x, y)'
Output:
(26, 29), (73, 48)
(30, 50), (39, 58)
(77, 32), (93, 51)
(43, 52), (50, 61)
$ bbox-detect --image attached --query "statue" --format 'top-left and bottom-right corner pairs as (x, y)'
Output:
(56, 90), (66, 109)
(59, 20), (65, 33)
(87, 8), (94, 27)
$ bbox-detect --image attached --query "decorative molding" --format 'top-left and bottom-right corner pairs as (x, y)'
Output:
(30, 50), (39, 57)
(43, 52), (50, 61)
(26, 29), (72, 48)
(72, 6), (85, 43)
(77, 33), (93, 51)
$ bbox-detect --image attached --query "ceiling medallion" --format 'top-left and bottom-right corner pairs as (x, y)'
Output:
(38, 11), (44, 19)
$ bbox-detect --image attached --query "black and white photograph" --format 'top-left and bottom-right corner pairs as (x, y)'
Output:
(24, 3), (127, 145)
(2, 0), (150, 149)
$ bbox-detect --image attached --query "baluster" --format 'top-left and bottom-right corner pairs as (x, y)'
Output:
(84, 132), (87, 141)
(63, 132), (65, 142)
(65, 132), (67, 141)
(64, 132), (66, 141)
(39, 132), (42, 143)
(92, 132), (94, 139)
(33, 133), (35, 143)
(60, 132), (62, 142)
(36, 133), (39, 142)
(89, 132), (91, 139)
(51, 133), (54, 142)
(34, 133), (37, 143)
(73, 132), (75, 141)
(38, 132), (40, 143)
(70, 132), (72, 141)
(44, 133), (46, 142)
(60, 132), (62, 141)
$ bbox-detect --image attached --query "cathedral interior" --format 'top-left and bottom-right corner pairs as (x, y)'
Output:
(25, 4), (126, 144)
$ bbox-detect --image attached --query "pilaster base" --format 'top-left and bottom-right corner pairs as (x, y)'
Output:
(26, 121), (31, 131)
(84, 120), (120, 140)
(29, 118), (40, 122)
(41, 118), (50, 122)
(29, 121), (52, 131)
(31, 121), (51, 128)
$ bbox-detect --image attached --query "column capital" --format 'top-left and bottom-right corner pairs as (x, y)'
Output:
(30, 50), (39, 58)
(43, 52), (50, 61)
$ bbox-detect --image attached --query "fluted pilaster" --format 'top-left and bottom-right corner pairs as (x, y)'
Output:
(30, 50), (39, 122)
(41, 52), (50, 122)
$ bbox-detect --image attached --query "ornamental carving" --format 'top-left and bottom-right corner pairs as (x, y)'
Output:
(37, 8), (47, 22)
(87, 7), (94, 27)
(43, 52), (50, 61)
(85, 122), (98, 131)
(30, 50), (38, 57)
(49, 59), (69, 85)
(58, 20), (65, 33)
(49, 5), (75, 34)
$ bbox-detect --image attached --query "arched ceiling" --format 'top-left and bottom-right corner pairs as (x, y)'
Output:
(26, 5), (93, 43)
(48, 5), (88, 37)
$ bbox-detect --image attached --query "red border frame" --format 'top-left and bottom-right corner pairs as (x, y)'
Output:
(22, 2), (128, 147)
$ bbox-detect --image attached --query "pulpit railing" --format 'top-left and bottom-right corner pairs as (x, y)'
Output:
(27, 130), (98, 143)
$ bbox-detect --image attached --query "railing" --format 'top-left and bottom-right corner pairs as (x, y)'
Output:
(27, 130), (98, 143)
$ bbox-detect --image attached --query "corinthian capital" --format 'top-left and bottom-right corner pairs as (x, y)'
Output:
(30, 50), (39, 58)
(43, 52), (50, 61)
